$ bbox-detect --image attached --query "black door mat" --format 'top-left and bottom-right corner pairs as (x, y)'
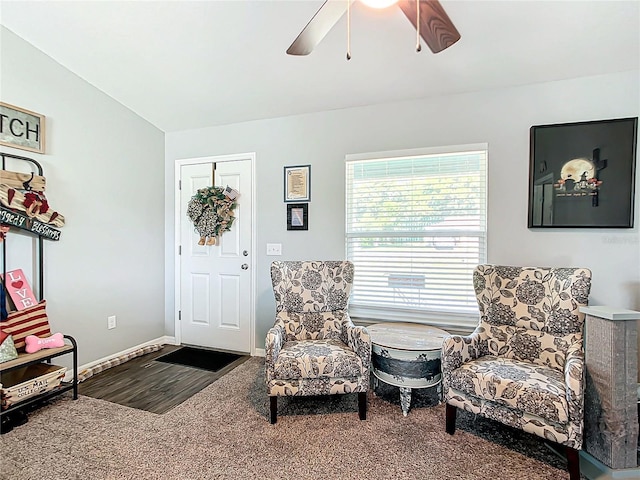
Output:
(154, 347), (244, 373)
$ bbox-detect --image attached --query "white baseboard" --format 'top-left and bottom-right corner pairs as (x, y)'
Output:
(65, 335), (176, 382)
(253, 348), (265, 357)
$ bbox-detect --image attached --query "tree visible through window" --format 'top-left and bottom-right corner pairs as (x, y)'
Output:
(345, 146), (487, 326)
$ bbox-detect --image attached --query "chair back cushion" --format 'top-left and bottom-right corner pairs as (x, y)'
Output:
(271, 261), (353, 313)
(277, 311), (346, 342)
(473, 265), (591, 370)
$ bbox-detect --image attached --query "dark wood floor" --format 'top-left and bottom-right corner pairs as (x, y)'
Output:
(78, 345), (249, 414)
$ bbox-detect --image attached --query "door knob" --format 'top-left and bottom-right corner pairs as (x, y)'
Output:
(241, 264), (249, 270)
(243, 250), (249, 256)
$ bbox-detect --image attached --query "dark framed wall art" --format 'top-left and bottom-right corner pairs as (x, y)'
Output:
(528, 117), (638, 228)
(287, 203), (308, 231)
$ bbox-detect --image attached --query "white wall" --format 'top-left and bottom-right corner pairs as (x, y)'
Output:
(4, 24), (636, 373)
(166, 70), (639, 350)
(1, 27), (166, 367)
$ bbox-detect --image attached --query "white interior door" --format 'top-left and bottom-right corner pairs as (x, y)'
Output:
(178, 157), (253, 353)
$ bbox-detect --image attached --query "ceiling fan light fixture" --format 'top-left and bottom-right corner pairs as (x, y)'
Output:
(360, 0), (399, 9)
(286, 0), (460, 56)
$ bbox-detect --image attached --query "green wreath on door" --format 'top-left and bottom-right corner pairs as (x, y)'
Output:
(186, 186), (238, 246)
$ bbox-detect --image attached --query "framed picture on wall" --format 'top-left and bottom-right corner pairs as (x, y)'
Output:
(287, 203), (308, 230)
(528, 117), (638, 228)
(0, 102), (45, 154)
(284, 165), (311, 202)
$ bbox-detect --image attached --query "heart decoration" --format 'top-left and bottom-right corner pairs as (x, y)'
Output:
(11, 280), (23, 289)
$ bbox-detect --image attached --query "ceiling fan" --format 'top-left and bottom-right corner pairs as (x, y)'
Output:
(287, 0), (461, 57)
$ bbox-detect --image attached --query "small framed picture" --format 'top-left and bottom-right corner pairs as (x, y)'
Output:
(287, 203), (308, 231)
(284, 165), (311, 202)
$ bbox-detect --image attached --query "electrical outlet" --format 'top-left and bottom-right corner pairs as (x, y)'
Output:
(266, 243), (282, 256)
(108, 315), (117, 329)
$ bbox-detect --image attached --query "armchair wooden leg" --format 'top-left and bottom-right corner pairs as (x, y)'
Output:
(358, 392), (367, 420)
(445, 403), (456, 435)
(566, 446), (580, 480)
(269, 396), (277, 424)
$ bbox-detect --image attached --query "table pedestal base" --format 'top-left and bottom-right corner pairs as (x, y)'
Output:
(399, 387), (411, 416)
(372, 373), (442, 416)
(368, 322), (449, 416)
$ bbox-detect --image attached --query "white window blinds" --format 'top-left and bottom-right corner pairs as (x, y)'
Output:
(345, 145), (488, 328)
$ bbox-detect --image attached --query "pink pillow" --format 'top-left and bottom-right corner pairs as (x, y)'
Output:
(25, 332), (65, 353)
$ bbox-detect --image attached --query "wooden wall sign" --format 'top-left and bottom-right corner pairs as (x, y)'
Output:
(0, 102), (45, 154)
(0, 185), (65, 227)
(0, 207), (60, 240)
(0, 170), (46, 192)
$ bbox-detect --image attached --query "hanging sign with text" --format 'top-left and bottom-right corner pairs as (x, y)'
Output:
(0, 206), (60, 240)
(0, 102), (45, 154)
(1, 269), (38, 310)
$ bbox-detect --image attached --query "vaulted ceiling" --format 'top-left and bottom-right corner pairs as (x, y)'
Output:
(1, 1), (638, 132)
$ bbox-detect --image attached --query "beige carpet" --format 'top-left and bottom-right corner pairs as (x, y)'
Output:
(0, 357), (574, 480)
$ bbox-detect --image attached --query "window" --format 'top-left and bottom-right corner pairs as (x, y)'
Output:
(345, 145), (487, 328)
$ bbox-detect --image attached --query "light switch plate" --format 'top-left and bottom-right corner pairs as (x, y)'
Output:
(266, 243), (282, 256)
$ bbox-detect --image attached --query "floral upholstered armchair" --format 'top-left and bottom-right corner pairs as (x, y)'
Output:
(265, 261), (371, 424)
(442, 265), (591, 480)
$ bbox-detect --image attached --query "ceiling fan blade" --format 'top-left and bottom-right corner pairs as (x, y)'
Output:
(287, 0), (354, 56)
(398, 0), (461, 54)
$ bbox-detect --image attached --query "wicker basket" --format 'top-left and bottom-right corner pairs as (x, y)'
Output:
(0, 363), (67, 409)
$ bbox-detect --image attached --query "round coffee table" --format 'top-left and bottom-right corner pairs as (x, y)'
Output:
(368, 322), (449, 416)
